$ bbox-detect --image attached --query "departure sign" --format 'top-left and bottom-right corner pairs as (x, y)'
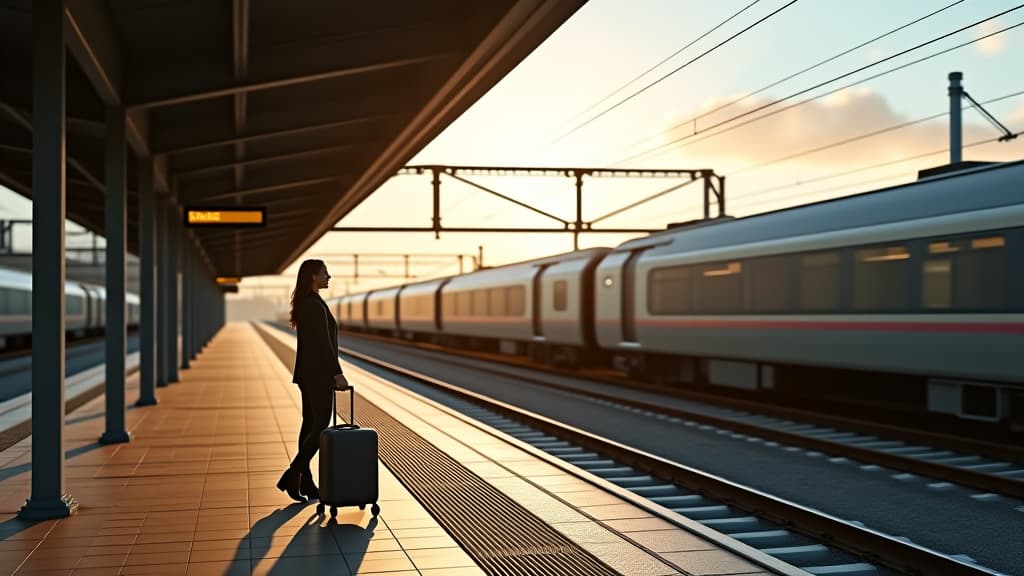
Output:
(215, 277), (242, 285)
(185, 207), (265, 227)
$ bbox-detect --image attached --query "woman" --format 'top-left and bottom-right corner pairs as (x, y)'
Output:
(277, 259), (348, 502)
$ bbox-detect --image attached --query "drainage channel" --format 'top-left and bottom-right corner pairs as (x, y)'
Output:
(335, 343), (1008, 576)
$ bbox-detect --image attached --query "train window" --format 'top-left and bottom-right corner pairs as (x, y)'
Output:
(472, 290), (488, 316)
(855, 245), (909, 310)
(0, 288), (7, 313)
(66, 294), (83, 315)
(553, 280), (568, 311)
(456, 292), (472, 317)
(648, 266), (691, 315)
(694, 262), (743, 313)
(746, 256), (789, 312)
(489, 288), (507, 316)
(507, 286), (526, 316)
(922, 259), (952, 309)
(955, 234), (1006, 309)
(800, 252), (839, 311)
(442, 293), (455, 317)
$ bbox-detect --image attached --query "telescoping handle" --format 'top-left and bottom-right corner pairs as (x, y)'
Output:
(332, 384), (355, 428)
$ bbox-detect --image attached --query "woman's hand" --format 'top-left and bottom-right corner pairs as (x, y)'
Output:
(333, 374), (350, 390)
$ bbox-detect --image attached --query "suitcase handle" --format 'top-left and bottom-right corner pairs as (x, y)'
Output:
(332, 384), (355, 428)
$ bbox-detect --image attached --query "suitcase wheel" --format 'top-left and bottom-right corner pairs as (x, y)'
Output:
(371, 503), (380, 517)
(330, 506), (338, 519)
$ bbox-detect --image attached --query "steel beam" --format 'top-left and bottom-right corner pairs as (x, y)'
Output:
(128, 53), (452, 111)
(100, 105), (130, 445)
(20, 0), (78, 520)
(156, 196), (168, 387)
(152, 114), (388, 156)
(166, 203), (179, 383)
(136, 158), (158, 406)
(181, 176), (338, 204)
(126, 21), (459, 110)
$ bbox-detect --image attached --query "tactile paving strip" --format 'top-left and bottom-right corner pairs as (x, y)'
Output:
(358, 397), (619, 576)
(256, 325), (619, 576)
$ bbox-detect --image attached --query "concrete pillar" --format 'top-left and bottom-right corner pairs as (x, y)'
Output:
(136, 159), (158, 406)
(20, 0), (78, 520)
(100, 106), (130, 445)
(167, 206), (179, 382)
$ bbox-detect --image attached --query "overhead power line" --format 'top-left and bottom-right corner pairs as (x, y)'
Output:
(616, 8), (1024, 165)
(608, 0), (967, 164)
(554, 0), (763, 137)
(555, 0), (802, 143)
(732, 130), (1021, 210)
(730, 89), (1024, 175)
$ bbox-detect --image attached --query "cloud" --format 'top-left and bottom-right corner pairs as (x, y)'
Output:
(654, 87), (1023, 169)
(976, 20), (1007, 55)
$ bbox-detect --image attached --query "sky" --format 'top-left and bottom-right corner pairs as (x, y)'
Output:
(3, 0), (1023, 307)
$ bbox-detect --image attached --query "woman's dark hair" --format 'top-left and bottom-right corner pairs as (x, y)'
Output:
(289, 259), (325, 329)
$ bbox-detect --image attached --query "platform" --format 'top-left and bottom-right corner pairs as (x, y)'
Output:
(0, 324), (779, 575)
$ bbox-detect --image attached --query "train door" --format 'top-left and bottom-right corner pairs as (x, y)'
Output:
(531, 265), (549, 338)
(621, 251), (642, 342)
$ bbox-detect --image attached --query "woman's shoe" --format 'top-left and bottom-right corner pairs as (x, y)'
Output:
(276, 468), (305, 503)
(300, 472), (319, 501)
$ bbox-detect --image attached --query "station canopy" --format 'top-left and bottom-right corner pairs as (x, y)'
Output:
(0, 0), (584, 277)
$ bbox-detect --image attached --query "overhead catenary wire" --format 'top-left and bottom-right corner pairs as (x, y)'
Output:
(615, 10), (1024, 166)
(607, 0), (968, 164)
(553, 0), (763, 138)
(732, 130), (1021, 210)
(729, 88), (1024, 176)
(554, 0), (803, 143)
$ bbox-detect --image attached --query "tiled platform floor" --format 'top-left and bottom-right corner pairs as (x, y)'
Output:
(0, 323), (484, 575)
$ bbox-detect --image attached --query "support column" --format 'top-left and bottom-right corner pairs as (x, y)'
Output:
(20, 0), (78, 520)
(100, 106), (130, 445)
(949, 71), (963, 164)
(180, 239), (190, 370)
(156, 196), (168, 387)
(136, 159), (158, 406)
(167, 204), (179, 383)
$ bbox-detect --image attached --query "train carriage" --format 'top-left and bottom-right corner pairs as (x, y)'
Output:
(365, 287), (401, 335)
(603, 160), (1024, 420)
(397, 277), (450, 340)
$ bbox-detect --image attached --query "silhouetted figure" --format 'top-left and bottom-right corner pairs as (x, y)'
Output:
(277, 259), (348, 502)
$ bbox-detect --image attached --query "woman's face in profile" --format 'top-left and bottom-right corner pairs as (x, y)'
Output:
(312, 265), (331, 290)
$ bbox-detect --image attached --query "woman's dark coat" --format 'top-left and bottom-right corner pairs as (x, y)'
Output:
(292, 292), (342, 385)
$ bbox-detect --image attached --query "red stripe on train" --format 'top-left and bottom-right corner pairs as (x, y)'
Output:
(620, 319), (1024, 333)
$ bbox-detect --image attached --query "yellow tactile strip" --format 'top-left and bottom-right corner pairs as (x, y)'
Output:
(0, 323), (485, 575)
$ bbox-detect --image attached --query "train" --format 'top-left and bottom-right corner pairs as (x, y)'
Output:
(317, 160), (1024, 425)
(0, 265), (141, 351)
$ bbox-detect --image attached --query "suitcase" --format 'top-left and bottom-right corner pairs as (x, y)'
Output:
(316, 384), (380, 519)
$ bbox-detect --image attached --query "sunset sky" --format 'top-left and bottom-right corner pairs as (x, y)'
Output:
(2, 0), (1022, 306)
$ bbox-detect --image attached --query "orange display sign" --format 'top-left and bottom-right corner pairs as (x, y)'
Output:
(185, 207), (265, 226)
(216, 277), (242, 285)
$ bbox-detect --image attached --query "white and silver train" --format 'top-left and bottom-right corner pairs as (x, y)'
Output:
(0, 266), (141, 350)
(325, 160), (1024, 424)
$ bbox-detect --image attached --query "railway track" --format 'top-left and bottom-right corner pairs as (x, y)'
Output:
(334, 341), (1006, 576)
(335, 330), (1024, 501)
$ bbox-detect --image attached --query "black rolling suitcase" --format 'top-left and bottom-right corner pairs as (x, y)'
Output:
(316, 385), (381, 519)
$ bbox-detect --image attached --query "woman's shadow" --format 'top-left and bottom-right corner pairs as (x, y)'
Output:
(237, 503), (378, 574)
